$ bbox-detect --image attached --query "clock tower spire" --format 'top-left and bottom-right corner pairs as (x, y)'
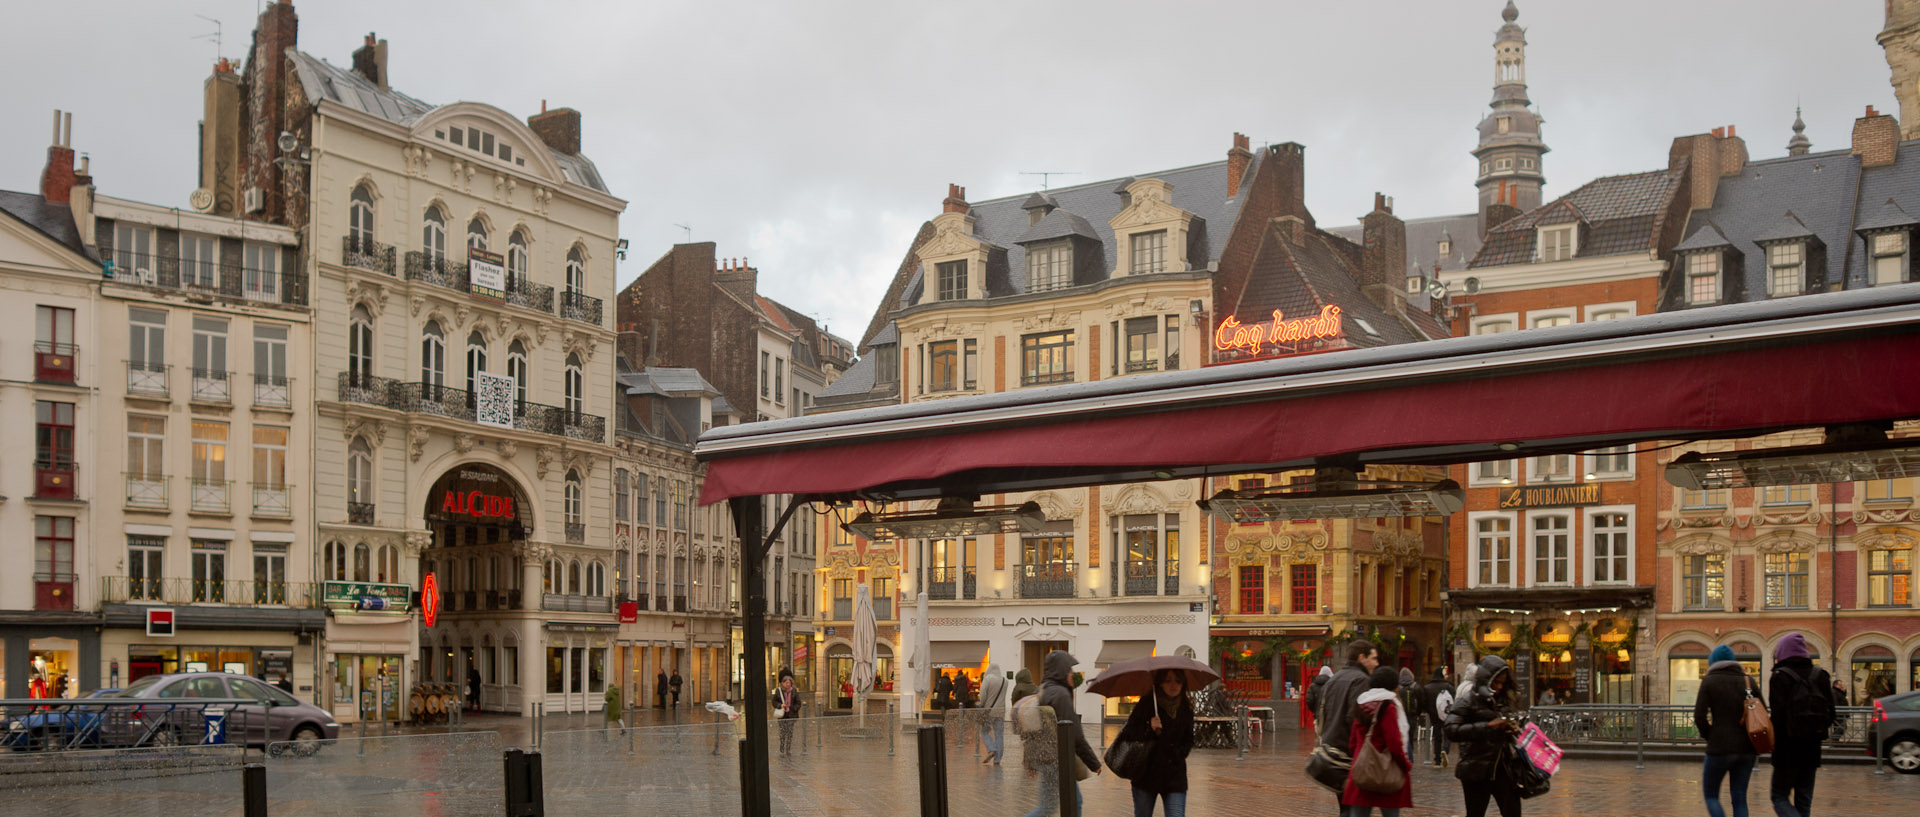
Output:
(1474, 1), (1549, 237)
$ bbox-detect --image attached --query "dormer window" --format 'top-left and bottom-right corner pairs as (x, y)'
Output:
(1438, 238), (1452, 256)
(1498, 117), (1512, 134)
(1538, 224), (1575, 262)
(1028, 242), (1072, 292)
(936, 260), (968, 301)
(1130, 230), (1167, 274)
(1686, 252), (1721, 305)
(1871, 232), (1908, 286)
(1767, 243), (1804, 297)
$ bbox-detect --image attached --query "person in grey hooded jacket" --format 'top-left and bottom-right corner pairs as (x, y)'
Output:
(980, 663), (1009, 764)
(1021, 650), (1100, 817)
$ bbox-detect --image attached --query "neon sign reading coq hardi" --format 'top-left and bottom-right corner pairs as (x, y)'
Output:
(1212, 305), (1344, 355)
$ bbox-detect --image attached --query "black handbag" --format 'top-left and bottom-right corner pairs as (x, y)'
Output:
(1304, 743), (1352, 793)
(1502, 742), (1551, 800)
(1103, 737), (1153, 780)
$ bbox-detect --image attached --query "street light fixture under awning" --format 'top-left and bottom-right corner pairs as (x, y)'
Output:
(841, 497), (1047, 540)
(1665, 439), (1920, 490)
(1198, 479), (1465, 523)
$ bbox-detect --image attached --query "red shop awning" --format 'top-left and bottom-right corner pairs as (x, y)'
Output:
(696, 287), (1920, 504)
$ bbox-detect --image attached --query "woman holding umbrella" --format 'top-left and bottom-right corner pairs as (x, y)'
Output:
(1090, 655), (1217, 817)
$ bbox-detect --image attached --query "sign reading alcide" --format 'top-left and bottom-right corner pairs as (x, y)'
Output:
(428, 464), (524, 522)
(1213, 305), (1344, 356)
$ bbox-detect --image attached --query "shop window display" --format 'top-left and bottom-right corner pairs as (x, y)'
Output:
(27, 640), (80, 699)
(1851, 644), (1898, 704)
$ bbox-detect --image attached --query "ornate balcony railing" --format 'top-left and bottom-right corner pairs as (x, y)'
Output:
(405, 251), (467, 292)
(560, 291), (602, 325)
(927, 566), (977, 601)
(125, 472), (168, 510)
(1124, 558), (1159, 597)
(333, 373), (606, 443)
(107, 254), (307, 306)
(565, 523), (586, 544)
(253, 374), (292, 409)
(1019, 561), (1077, 599)
(506, 279), (554, 313)
(190, 368), (231, 404)
(101, 576), (320, 607)
(337, 371), (397, 406)
(540, 593), (613, 613)
(251, 482), (292, 518)
(342, 235), (396, 275)
(562, 410), (605, 442)
(347, 502), (375, 524)
(34, 341), (78, 383)
(189, 477), (230, 513)
(127, 360), (168, 397)
(392, 381), (475, 422)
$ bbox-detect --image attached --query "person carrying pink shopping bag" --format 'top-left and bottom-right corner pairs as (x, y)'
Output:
(1515, 722), (1562, 776)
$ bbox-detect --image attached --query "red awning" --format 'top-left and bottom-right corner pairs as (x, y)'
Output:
(697, 288), (1920, 504)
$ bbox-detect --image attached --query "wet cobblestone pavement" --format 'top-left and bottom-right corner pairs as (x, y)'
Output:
(6, 711), (1914, 816)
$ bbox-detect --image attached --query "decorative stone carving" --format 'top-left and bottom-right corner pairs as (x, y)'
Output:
(344, 279), (388, 315)
(455, 305), (472, 330)
(563, 331), (597, 362)
(1105, 484), (1167, 516)
(454, 434), (477, 454)
(408, 425), (429, 461)
(493, 173), (506, 202)
(1752, 531), (1818, 554)
(404, 530), (433, 555)
(1857, 526), (1919, 551)
(1014, 311), (1082, 332)
(519, 541), (553, 562)
(1671, 535), (1732, 556)
(343, 417), (388, 446)
(1027, 491), (1084, 520)
(535, 445), (558, 479)
(498, 439), (518, 459)
(411, 296), (426, 317)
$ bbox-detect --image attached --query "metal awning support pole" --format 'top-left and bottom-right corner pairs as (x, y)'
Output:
(731, 495), (801, 817)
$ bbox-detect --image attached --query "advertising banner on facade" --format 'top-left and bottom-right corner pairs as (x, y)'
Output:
(476, 370), (516, 428)
(469, 248), (506, 301)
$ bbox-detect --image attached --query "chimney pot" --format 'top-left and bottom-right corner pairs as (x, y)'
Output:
(1727, 124), (1737, 137)
(1868, 105), (1879, 117)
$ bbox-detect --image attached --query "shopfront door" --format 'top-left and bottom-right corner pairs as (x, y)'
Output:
(331, 654), (401, 722)
(1023, 640), (1067, 687)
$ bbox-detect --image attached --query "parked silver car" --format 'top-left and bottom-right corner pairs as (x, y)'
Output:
(1870, 690), (1920, 774)
(114, 672), (340, 751)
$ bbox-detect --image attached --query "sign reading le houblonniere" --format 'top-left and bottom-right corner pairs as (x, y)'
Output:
(1497, 483), (1601, 509)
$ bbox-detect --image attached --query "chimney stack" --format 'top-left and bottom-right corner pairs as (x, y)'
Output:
(351, 33), (389, 90)
(1226, 132), (1253, 197)
(528, 106), (582, 156)
(1359, 191), (1407, 300)
(1268, 143), (1310, 223)
(1853, 104), (1901, 167)
(1669, 127), (1750, 211)
(942, 183), (969, 214)
(40, 110), (78, 205)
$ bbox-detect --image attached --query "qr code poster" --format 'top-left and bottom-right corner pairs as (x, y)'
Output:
(475, 371), (516, 428)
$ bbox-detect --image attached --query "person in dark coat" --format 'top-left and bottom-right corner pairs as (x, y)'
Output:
(1318, 642), (1382, 816)
(1116, 668), (1195, 817)
(1020, 650), (1100, 817)
(669, 671), (682, 707)
(1767, 633), (1841, 817)
(1012, 667), (1040, 705)
(1305, 665), (1333, 722)
(1694, 644), (1763, 817)
(933, 670), (953, 710)
(772, 669), (801, 756)
(1419, 668), (1453, 767)
(466, 667), (482, 713)
(1342, 666), (1413, 817)
(1444, 655), (1523, 817)
(656, 671), (669, 708)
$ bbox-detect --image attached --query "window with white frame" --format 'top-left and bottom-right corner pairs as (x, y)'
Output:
(1472, 316), (1516, 335)
(1681, 486), (1728, 509)
(348, 306), (375, 382)
(1864, 479), (1908, 502)
(127, 415), (165, 505)
(115, 223), (154, 278)
(1472, 514), (1515, 587)
(1871, 232), (1907, 286)
(1588, 508), (1631, 584)
(467, 217), (489, 254)
(1529, 312), (1574, 330)
(243, 242), (280, 301)
(421, 321), (446, 388)
(1529, 512), (1572, 585)
(1588, 307), (1632, 322)
(564, 354), (583, 417)
(128, 308), (166, 392)
(347, 437), (373, 508)
(465, 331), (488, 394)
(1686, 252), (1721, 305)
(1763, 551), (1809, 609)
(507, 230), (529, 290)
(1130, 230), (1168, 274)
(1528, 454), (1574, 483)
(564, 470), (583, 526)
(1683, 553), (1726, 609)
(566, 247), (586, 296)
(1028, 242), (1071, 292)
(422, 206), (447, 263)
(936, 260), (968, 301)
(1538, 225), (1575, 261)
(1761, 484), (1811, 505)
(1767, 243), (1804, 297)
(181, 234), (219, 289)
(1471, 459), (1515, 486)
(349, 186), (376, 247)
(1585, 445), (1634, 479)
(507, 340), (528, 406)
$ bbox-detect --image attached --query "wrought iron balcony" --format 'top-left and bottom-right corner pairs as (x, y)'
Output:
(342, 235), (397, 275)
(1124, 559), (1159, 597)
(251, 482), (292, 518)
(107, 254), (307, 306)
(405, 251), (467, 292)
(560, 291), (602, 325)
(34, 341), (77, 383)
(562, 410), (605, 442)
(334, 372), (607, 443)
(190, 368), (231, 404)
(1019, 561), (1077, 599)
(253, 374), (292, 409)
(189, 477), (231, 513)
(102, 576), (320, 607)
(337, 371), (397, 407)
(125, 472), (168, 510)
(347, 502), (375, 524)
(126, 360), (168, 397)
(566, 523), (586, 544)
(506, 279), (554, 313)
(541, 593), (613, 613)
(392, 381), (475, 422)
(927, 566), (977, 601)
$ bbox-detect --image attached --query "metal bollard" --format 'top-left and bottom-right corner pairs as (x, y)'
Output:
(738, 739), (763, 817)
(504, 748), (545, 817)
(1236, 705), (1249, 761)
(916, 725), (949, 817)
(358, 719), (367, 757)
(973, 709), (982, 758)
(243, 762), (267, 817)
(1633, 709), (1645, 770)
(1054, 720), (1076, 817)
(888, 701), (896, 757)
(532, 702), (543, 750)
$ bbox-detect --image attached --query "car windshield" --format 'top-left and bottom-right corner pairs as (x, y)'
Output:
(115, 676), (165, 698)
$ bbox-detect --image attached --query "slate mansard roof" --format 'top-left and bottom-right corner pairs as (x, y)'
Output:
(286, 50), (609, 193)
(1470, 166), (1685, 268)
(1328, 212), (1482, 276)
(0, 190), (94, 260)
(1673, 146), (1866, 297)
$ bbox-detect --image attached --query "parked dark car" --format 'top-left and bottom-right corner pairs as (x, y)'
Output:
(1870, 690), (1920, 774)
(2, 688), (120, 750)
(112, 672), (340, 751)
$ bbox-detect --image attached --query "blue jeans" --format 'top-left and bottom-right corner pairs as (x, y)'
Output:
(984, 714), (1005, 755)
(1131, 786), (1185, 817)
(1769, 763), (1816, 817)
(1703, 753), (1758, 817)
(1022, 765), (1081, 817)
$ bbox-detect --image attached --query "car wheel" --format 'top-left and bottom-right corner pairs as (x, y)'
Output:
(288, 725), (324, 757)
(1889, 737), (1920, 774)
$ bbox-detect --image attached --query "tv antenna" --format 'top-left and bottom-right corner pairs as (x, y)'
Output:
(1019, 171), (1079, 191)
(673, 223), (693, 243)
(191, 15), (222, 62)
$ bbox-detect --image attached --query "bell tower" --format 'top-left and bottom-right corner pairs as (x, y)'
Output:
(1880, 0), (1920, 139)
(1474, 1), (1549, 237)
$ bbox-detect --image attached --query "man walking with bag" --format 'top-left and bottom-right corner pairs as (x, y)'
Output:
(1419, 668), (1453, 767)
(1767, 633), (1841, 817)
(1314, 641), (1381, 813)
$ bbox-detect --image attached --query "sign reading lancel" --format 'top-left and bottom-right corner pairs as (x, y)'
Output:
(1497, 483), (1601, 509)
(1001, 615), (1086, 627)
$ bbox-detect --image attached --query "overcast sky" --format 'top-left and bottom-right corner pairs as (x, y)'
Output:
(0, 1), (1892, 345)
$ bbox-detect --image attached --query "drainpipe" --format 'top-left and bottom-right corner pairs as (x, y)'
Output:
(1829, 481), (1839, 676)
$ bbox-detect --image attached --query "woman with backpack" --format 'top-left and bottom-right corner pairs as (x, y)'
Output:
(1342, 666), (1413, 817)
(1445, 655), (1523, 817)
(1693, 644), (1764, 817)
(1115, 669), (1196, 817)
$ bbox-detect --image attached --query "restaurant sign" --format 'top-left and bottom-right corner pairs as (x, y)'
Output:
(1213, 305), (1343, 356)
(431, 465), (521, 522)
(323, 580), (412, 611)
(1497, 483), (1601, 509)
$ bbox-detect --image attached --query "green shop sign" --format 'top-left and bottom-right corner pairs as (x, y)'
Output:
(323, 581), (412, 611)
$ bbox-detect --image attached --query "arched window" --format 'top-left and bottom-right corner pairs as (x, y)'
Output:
(565, 354), (584, 417)
(353, 543), (371, 582)
(544, 558), (560, 593)
(325, 541), (348, 581)
(422, 321), (446, 388)
(507, 230), (529, 291)
(349, 185), (376, 248)
(347, 437), (373, 509)
(568, 559), (581, 594)
(566, 247), (586, 296)
(348, 305), (375, 383)
(614, 469), (630, 521)
(465, 331), (488, 394)
(467, 217), (489, 254)
(422, 206), (447, 263)
(588, 562), (605, 596)
(377, 544), (397, 584)
(507, 340), (528, 406)
(565, 469), (584, 526)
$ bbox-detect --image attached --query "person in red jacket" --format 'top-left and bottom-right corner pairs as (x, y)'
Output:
(1342, 666), (1413, 817)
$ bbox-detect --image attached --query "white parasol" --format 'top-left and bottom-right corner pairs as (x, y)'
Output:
(851, 583), (877, 720)
(914, 590), (931, 720)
